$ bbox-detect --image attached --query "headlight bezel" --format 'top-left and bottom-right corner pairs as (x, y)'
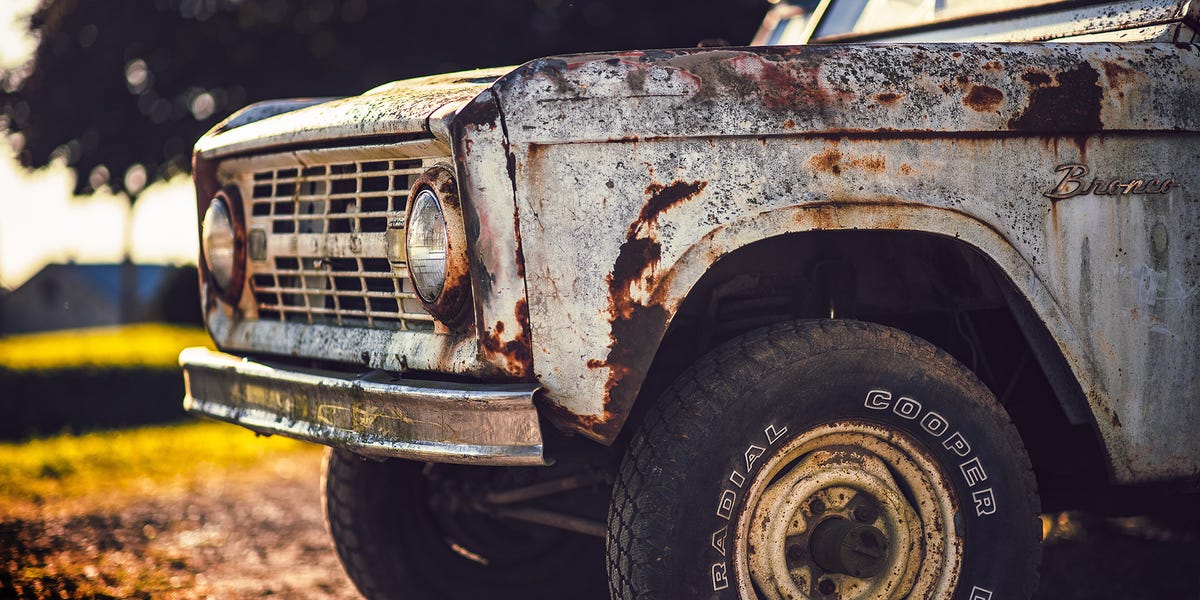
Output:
(200, 186), (246, 305)
(405, 167), (472, 328)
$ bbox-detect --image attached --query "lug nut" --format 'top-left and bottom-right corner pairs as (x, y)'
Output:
(787, 544), (804, 562)
(818, 577), (837, 595)
(809, 497), (827, 515)
(853, 504), (878, 523)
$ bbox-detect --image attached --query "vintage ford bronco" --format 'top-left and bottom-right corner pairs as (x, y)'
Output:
(181, 0), (1199, 597)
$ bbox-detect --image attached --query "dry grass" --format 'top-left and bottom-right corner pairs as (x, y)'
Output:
(0, 324), (213, 371)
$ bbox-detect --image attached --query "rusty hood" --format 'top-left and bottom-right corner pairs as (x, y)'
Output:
(194, 66), (514, 159)
(485, 44), (1200, 144)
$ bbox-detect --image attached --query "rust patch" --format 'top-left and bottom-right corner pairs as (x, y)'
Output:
(982, 61), (1003, 71)
(964, 85), (1004, 112)
(1022, 71), (1052, 87)
(478, 299), (534, 380)
(783, 118), (797, 129)
(626, 66), (646, 93)
(875, 92), (902, 106)
(577, 180), (707, 443)
(636, 180), (708, 229)
(810, 148), (843, 175)
(538, 400), (623, 445)
(729, 54), (849, 113)
(852, 155), (886, 173)
(756, 60), (817, 112)
(1009, 64), (1103, 132)
(1102, 60), (1137, 89)
(809, 149), (885, 175)
(900, 163), (915, 176)
(609, 237), (663, 312)
(409, 167), (473, 328)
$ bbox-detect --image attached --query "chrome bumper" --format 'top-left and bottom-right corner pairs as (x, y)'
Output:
(179, 347), (546, 465)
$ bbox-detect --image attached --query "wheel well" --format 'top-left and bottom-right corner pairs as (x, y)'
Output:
(628, 229), (1108, 511)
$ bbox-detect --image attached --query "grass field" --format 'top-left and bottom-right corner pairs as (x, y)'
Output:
(0, 421), (319, 520)
(0, 324), (216, 439)
(0, 324), (212, 371)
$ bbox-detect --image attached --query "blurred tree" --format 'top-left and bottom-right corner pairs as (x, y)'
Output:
(0, 0), (767, 197)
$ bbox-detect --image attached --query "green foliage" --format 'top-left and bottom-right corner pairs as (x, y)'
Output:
(1, 0), (765, 196)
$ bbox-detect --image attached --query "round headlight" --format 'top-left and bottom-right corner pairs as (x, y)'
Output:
(406, 188), (448, 302)
(201, 196), (237, 293)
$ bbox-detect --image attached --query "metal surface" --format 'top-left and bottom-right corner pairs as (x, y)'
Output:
(237, 152), (437, 331)
(810, 0), (1192, 43)
(482, 472), (610, 505)
(406, 166), (475, 328)
(214, 98), (339, 134)
(474, 41), (1200, 482)
(451, 92), (538, 380)
(740, 423), (959, 600)
(179, 346), (547, 465)
(199, 140), (513, 380)
(484, 506), (607, 538)
(195, 67), (511, 160)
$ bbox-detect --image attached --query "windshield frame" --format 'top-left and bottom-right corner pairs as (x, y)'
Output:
(802, 0), (1118, 43)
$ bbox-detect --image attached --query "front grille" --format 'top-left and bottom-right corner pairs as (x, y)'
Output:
(249, 159), (424, 235)
(236, 149), (442, 331)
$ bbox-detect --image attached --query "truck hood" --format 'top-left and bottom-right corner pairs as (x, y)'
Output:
(195, 66), (513, 159)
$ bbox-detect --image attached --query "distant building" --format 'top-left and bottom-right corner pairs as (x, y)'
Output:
(0, 263), (200, 334)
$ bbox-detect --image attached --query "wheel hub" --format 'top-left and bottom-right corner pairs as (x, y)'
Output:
(738, 422), (961, 600)
(808, 517), (888, 578)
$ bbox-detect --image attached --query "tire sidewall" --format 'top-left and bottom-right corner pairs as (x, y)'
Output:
(657, 339), (1038, 600)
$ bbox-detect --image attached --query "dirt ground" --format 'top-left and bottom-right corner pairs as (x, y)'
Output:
(2, 449), (1197, 599)
(1, 451), (358, 599)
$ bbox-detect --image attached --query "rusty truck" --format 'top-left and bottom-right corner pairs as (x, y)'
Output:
(181, 0), (1199, 597)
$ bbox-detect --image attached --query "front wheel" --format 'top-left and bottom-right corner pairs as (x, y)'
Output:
(607, 320), (1041, 600)
(324, 450), (605, 600)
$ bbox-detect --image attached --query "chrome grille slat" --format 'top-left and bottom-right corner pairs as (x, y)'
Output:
(239, 151), (443, 332)
(257, 304), (434, 320)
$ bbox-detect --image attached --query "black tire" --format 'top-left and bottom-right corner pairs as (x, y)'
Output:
(323, 449), (605, 600)
(607, 320), (1041, 600)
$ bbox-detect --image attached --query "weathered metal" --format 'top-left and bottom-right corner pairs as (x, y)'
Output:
(739, 422), (958, 599)
(180, 347), (546, 465)
(451, 91), (538, 381)
(407, 166), (475, 329)
(203, 186), (246, 305)
(482, 506), (607, 539)
(469, 39), (1200, 483)
(194, 68), (509, 160)
(803, 0), (1197, 44)
(199, 140), (512, 378)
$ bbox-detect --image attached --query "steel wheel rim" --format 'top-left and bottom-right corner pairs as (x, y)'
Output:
(734, 421), (962, 600)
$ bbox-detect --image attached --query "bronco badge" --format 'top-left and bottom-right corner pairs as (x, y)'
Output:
(1045, 163), (1175, 200)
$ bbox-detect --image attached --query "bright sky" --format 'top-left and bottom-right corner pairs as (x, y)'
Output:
(0, 1), (197, 290)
